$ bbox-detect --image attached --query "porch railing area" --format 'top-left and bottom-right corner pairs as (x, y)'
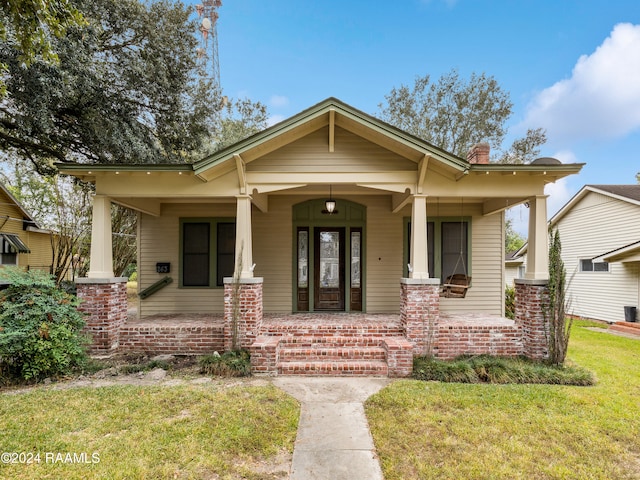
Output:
(76, 277), (549, 377)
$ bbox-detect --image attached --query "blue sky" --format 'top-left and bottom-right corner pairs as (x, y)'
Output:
(196, 0), (640, 233)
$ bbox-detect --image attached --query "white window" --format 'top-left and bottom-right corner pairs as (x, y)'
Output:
(580, 259), (609, 272)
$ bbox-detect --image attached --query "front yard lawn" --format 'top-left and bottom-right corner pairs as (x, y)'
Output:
(366, 321), (640, 479)
(0, 384), (299, 479)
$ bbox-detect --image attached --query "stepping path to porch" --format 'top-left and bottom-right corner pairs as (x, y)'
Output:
(273, 376), (389, 480)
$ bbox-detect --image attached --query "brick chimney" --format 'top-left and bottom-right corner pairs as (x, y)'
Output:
(467, 143), (490, 164)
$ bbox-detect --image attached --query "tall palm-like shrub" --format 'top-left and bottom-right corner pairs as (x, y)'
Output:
(546, 229), (572, 366)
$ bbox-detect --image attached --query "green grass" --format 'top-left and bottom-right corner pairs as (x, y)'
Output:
(366, 320), (640, 480)
(0, 384), (299, 479)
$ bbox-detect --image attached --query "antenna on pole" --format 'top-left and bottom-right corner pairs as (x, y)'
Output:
(195, 1), (222, 92)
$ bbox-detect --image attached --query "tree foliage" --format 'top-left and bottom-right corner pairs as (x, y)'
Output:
(210, 97), (269, 152)
(0, 0), (85, 97)
(505, 218), (526, 254)
(0, 0), (220, 172)
(2, 158), (92, 282)
(379, 69), (546, 163)
(546, 228), (571, 366)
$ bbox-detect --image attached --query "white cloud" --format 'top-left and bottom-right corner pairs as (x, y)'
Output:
(269, 95), (290, 108)
(267, 114), (285, 127)
(523, 23), (640, 143)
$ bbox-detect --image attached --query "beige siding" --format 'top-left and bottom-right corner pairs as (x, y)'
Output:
(556, 192), (640, 322)
(139, 196), (505, 316)
(138, 203), (236, 316)
(365, 196), (404, 312)
(441, 211), (504, 315)
(253, 197), (293, 312)
(249, 127), (417, 173)
(0, 190), (54, 272)
(505, 253), (527, 287)
(24, 231), (53, 270)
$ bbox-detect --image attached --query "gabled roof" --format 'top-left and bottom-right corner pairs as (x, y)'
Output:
(550, 184), (640, 226)
(57, 96), (583, 214)
(0, 182), (39, 229)
(192, 97), (469, 180)
(592, 240), (640, 263)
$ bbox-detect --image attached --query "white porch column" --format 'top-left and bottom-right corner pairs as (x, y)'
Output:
(525, 195), (549, 280)
(409, 194), (429, 279)
(88, 194), (114, 279)
(234, 194), (254, 279)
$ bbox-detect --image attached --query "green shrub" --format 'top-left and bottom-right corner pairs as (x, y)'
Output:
(200, 350), (251, 377)
(413, 355), (595, 386)
(0, 268), (88, 381)
(505, 284), (515, 319)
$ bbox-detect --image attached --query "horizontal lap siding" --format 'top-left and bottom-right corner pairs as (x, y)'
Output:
(138, 203), (235, 317)
(441, 212), (504, 315)
(366, 196), (403, 312)
(557, 192), (640, 322)
(249, 127), (416, 172)
(0, 192), (54, 271)
(253, 197), (292, 312)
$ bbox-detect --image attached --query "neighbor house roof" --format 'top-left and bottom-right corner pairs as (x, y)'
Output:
(551, 185), (640, 226)
(0, 182), (39, 229)
(549, 184), (640, 264)
(592, 240), (640, 263)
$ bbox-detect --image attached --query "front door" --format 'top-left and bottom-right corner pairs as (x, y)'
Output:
(314, 228), (345, 310)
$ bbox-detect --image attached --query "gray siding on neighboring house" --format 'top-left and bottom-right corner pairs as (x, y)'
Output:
(556, 191), (640, 322)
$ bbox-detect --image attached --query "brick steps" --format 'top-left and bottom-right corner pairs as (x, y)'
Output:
(250, 331), (414, 377)
(276, 335), (393, 376)
(610, 322), (640, 337)
(277, 360), (389, 376)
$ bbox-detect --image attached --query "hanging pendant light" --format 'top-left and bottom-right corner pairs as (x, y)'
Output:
(322, 185), (338, 214)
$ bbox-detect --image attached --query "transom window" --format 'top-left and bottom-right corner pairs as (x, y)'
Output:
(181, 219), (235, 287)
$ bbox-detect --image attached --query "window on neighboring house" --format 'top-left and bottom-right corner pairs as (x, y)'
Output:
(181, 219), (235, 287)
(580, 259), (609, 272)
(405, 219), (470, 281)
(0, 234), (29, 265)
(517, 265), (526, 278)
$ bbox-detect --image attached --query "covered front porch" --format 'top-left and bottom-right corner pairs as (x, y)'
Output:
(61, 98), (584, 376)
(116, 311), (523, 376)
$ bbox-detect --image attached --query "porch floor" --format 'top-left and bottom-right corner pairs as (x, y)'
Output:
(124, 311), (515, 328)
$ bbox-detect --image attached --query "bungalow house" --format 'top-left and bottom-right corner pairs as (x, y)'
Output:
(0, 182), (56, 274)
(59, 98), (583, 376)
(548, 185), (640, 328)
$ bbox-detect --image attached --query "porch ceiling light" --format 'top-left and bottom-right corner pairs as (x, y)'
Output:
(322, 185), (338, 214)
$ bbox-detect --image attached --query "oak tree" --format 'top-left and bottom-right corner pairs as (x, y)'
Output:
(379, 69), (546, 163)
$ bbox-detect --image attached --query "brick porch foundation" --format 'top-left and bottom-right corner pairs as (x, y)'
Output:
(76, 278), (128, 355)
(223, 277), (263, 351)
(515, 279), (549, 360)
(400, 278), (440, 355)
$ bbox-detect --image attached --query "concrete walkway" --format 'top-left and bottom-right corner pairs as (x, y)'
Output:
(273, 377), (390, 480)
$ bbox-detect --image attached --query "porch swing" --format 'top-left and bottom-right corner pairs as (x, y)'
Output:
(441, 198), (471, 298)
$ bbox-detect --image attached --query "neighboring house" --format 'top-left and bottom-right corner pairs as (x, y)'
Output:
(0, 183), (55, 274)
(60, 98), (583, 375)
(505, 246), (527, 287)
(549, 185), (640, 323)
